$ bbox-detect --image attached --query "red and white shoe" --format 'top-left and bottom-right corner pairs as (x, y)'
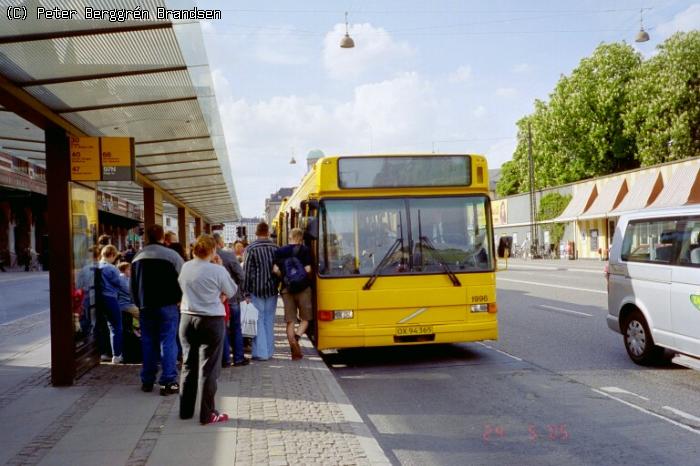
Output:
(201, 411), (229, 425)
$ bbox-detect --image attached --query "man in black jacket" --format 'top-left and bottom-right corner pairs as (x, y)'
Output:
(213, 233), (249, 367)
(131, 224), (184, 395)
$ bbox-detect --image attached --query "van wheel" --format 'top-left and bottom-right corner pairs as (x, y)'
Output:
(622, 310), (662, 365)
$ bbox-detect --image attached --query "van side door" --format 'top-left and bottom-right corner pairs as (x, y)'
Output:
(619, 218), (678, 348)
(670, 219), (700, 357)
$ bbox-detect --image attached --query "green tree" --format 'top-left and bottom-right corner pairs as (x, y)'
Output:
(497, 42), (642, 195)
(624, 31), (700, 166)
(537, 193), (571, 247)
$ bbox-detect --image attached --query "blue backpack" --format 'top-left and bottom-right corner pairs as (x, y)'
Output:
(282, 246), (309, 293)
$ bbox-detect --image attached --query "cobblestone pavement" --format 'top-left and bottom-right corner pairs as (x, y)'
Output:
(2, 307), (390, 466)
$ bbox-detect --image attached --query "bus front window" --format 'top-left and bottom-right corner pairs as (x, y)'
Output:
(320, 199), (406, 276)
(409, 197), (492, 272)
(319, 196), (493, 277)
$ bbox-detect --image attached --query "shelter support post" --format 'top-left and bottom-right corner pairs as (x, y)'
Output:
(143, 187), (163, 229)
(45, 126), (75, 386)
(195, 217), (202, 237)
(177, 207), (187, 247)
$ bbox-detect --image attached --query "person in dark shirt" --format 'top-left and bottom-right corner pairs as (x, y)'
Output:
(131, 224), (184, 395)
(242, 222), (278, 361)
(273, 228), (312, 360)
(213, 233), (248, 367)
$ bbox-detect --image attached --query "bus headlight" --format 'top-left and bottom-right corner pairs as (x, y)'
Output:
(318, 310), (354, 321)
(471, 303), (497, 313)
(334, 310), (354, 320)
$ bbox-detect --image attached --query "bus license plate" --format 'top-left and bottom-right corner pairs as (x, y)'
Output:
(396, 326), (433, 336)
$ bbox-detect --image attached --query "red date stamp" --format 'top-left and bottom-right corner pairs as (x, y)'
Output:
(482, 424), (569, 443)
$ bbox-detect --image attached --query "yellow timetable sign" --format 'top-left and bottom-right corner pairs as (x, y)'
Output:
(69, 136), (135, 182)
(101, 137), (135, 181)
(69, 137), (100, 181)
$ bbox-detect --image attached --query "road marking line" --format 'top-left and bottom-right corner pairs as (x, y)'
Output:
(0, 310), (49, 327)
(498, 277), (606, 294)
(477, 342), (523, 361)
(537, 304), (592, 318)
(505, 264), (603, 274)
(663, 406), (700, 424)
(592, 389), (700, 436)
(599, 386), (649, 401)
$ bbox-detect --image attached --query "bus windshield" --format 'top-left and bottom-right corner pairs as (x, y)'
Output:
(319, 196), (493, 277)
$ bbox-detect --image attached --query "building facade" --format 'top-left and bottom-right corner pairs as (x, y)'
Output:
(492, 157), (700, 259)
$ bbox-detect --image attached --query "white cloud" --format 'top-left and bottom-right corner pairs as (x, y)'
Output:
(253, 26), (311, 65)
(220, 73), (439, 216)
(472, 105), (486, 118)
(448, 65), (472, 83)
(512, 63), (532, 74)
(322, 23), (416, 80)
(496, 87), (517, 98)
(656, 4), (700, 38)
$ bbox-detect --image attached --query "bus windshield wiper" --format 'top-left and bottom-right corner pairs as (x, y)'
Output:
(363, 212), (405, 291)
(418, 235), (461, 287)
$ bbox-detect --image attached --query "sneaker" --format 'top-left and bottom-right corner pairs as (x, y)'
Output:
(100, 354), (111, 362)
(111, 355), (123, 364)
(141, 383), (154, 393)
(160, 382), (179, 396)
(201, 411), (229, 425)
(233, 358), (250, 367)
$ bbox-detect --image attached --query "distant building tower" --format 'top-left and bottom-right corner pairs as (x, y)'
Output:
(307, 149), (324, 171)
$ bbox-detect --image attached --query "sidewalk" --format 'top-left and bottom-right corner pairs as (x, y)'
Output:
(0, 305), (390, 466)
(500, 257), (606, 273)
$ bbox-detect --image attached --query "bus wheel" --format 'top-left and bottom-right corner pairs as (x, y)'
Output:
(622, 310), (662, 365)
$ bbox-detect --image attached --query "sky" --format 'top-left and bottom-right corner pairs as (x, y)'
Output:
(194, 0), (700, 218)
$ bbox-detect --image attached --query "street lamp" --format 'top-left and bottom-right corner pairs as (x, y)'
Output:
(635, 9), (650, 43)
(340, 12), (355, 48)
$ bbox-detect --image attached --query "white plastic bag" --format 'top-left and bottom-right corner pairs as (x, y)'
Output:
(240, 301), (259, 338)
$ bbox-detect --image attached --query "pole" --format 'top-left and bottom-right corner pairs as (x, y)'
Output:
(46, 126), (75, 386)
(527, 122), (539, 258)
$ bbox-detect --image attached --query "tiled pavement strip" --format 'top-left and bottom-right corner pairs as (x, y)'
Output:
(2, 305), (391, 466)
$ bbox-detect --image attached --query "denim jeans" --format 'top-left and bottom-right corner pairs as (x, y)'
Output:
(140, 304), (179, 385)
(251, 295), (278, 360)
(229, 300), (244, 363)
(100, 295), (122, 357)
(221, 327), (231, 365)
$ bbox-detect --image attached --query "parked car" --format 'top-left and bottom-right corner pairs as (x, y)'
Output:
(607, 206), (700, 365)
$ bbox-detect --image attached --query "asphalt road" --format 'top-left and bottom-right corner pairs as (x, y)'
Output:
(0, 271), (49, 324)
(327, 263), (700, 465)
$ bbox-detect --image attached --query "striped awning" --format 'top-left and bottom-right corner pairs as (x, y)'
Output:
(578, 178), (628, 220)
(609, 172), (663, 215)
(650, 166), (700, 209)
(553, 182), (597, 222)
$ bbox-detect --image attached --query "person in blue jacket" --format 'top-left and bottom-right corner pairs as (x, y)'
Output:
(98, 245), (124, 364)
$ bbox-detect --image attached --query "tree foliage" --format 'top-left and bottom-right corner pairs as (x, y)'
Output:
(537, 193), (571, 247)
(497, 32), (700, 196)
(624, 31), (700, 165)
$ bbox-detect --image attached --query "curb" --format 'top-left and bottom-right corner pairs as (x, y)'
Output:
(303, 339), (392, 465)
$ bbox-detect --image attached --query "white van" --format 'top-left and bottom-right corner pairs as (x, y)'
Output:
(607, 206), (700, 365)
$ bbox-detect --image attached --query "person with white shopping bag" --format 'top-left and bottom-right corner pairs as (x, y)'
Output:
(241, 222), (279, 361)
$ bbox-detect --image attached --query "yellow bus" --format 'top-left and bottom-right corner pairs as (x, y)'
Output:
(274, 154), (497, 350)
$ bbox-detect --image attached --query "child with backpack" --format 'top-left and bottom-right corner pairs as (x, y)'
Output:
(273, 227), (312, 360)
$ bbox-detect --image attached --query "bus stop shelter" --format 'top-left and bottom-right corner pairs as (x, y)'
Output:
(0, 9), (239, 385)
